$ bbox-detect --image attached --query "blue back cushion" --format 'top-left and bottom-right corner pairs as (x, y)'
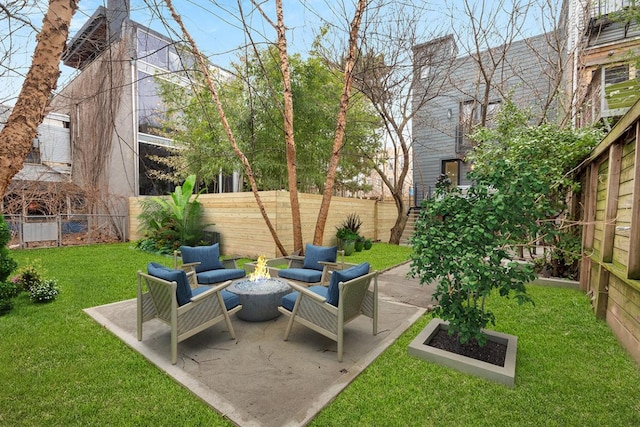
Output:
(147, 262), (192, 306)
(303, 244), (338, 271)
(180, 244), (224, 273)
(326, 262), (370, 307)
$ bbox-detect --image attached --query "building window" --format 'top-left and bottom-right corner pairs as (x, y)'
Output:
(420, 65), (431, 80)
(457, 100), (500, 153)
(25, 138), (41, 164)
(605, 64), (630, 86)
(442, 159), (460, 186)
(25, 148), (41, 164)
(137, 70), (166, 137)
(460, 99), (501, 130)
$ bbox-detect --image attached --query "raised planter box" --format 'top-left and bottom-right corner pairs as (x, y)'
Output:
(531, 276), (580, 289)
(408, 318), (518, 388)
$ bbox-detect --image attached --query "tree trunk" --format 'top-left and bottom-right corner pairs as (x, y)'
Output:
(165, 0), (288, 256)
(313, 0), (367, 245)
(0, 0), (78, 198)
(274, 0), (303, 253)
(388, 195), (408, 245)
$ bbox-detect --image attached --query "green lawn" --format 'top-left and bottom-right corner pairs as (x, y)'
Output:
(1, 243), (639, 426)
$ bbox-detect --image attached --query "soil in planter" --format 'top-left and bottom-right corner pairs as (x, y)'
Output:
(427, 329), (507, 367)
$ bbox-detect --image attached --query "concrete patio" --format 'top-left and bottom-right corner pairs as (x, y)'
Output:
(84, 262), (434, 427)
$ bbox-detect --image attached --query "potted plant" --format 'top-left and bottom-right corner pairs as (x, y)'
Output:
(354, 235), (365, 252)
(336, 213), (362, 256)
(335, 227), (348, 250)
(343, 231), (358, 256)
(408, 179), (535, 387)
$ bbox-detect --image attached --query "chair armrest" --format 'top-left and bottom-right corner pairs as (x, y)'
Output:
(190, 280), (233, 302)
(285, 281), (328, 303)
(221, 258), (239, 269)
(318, 261), (340, 268)
(179, 262), (201, 270)
(177, 262), (200, 288)
(174, 250), (181, 269)
(285, 255), (305, 269)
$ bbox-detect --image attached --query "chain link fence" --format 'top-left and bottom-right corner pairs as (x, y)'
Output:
(4, 214), (126, 249)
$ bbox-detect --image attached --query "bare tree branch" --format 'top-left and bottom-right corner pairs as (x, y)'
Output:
(163, 0), (288, 256)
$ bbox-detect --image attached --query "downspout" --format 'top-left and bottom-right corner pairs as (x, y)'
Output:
(131, 58), (139, 197)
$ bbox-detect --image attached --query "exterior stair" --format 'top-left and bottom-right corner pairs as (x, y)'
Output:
(400, 207), (422, 246)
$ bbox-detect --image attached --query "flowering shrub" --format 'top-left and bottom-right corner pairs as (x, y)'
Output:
(9, 260), (59, 305)
(29, 279), (59, 303)
(12, 261), (44, 293)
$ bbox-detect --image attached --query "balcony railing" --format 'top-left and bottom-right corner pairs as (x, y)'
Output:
(577, 70), (640, 127)
(591, 0), (634, 17)
(455, 125), (474, 154)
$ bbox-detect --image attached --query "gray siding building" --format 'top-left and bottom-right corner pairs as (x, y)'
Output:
(411, 33), (559, 205)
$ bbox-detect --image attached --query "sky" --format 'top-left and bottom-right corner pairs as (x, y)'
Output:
(0, 0), (557, 106)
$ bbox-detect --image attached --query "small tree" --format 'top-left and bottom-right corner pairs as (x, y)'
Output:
(410, 180), (535, 345)
(410, 100), (602, 345)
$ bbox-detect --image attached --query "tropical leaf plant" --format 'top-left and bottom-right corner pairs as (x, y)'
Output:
(136, 175), (208, 253)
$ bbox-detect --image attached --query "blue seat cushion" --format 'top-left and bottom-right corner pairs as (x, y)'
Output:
(278, 268), (323, 283)
(191, 286), (241, 311)
(281, 285), (328, 312)
(326, 262), (370, 307)
(180, 244), (224, 273)
(197, 268), (246, 285)
(302, 244), (338, 271)
(147, 262), (192, 306)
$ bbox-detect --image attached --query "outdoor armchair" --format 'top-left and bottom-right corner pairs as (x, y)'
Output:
(174, 243), (246, 286)
(137, 262), (242, 364)
(277, 243), (351, 285)
(278, 262), (378, 361)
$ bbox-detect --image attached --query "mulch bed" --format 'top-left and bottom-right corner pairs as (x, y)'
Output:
(427, 328), (507, 367)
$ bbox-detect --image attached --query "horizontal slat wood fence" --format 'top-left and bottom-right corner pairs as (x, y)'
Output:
(580, 100), (640, 365)
(129, 191), (398, 258)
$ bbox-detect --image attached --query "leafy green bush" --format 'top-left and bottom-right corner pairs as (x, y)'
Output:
(29, 279), (59, 303)
(0, 217), (17, 283)
(0, 281), (19, 315)
(534, 228), (582, 280)
(468, 100), (602, 278)
(137, 175), (208, 254)
(12, 261), (43, 292)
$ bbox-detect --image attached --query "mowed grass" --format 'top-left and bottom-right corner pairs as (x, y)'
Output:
(1, 243), (639, 426)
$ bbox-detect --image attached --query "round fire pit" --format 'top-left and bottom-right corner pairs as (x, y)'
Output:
(228, 278), (292, 322)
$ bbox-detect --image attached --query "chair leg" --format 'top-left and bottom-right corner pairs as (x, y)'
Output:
(171, 327), (177, 365)
(217, 293), (237, 339)
(171, 303), (178, 365)
(337, 327), (344, 362)
(137, 275), (143, 341)
(224, 311), (237, 339)
(283, 297), (301, 340)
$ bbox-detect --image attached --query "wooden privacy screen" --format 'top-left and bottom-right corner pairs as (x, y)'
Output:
(129, 190), (398, 258)
(579, 101), (640, 365)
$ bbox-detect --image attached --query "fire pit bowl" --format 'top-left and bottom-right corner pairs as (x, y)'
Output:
(227, 278), (292, 322)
